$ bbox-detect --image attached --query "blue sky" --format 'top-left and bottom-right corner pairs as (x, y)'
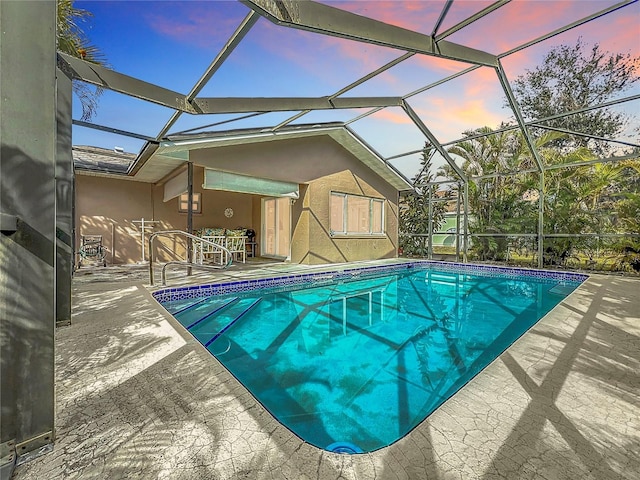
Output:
(72, 0), (640, 179)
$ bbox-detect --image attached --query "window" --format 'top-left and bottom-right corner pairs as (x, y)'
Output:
(330, 192), (385, 235)
(178, 192), (201, 213)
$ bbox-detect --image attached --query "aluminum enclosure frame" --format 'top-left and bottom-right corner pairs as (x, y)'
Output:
(64, 0), (640, 271)
(2, 0), (637, 463)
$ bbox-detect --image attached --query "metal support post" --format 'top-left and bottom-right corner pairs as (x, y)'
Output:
(56, 67), (73, 326)
(456, 183), (462, 261)
(187, 162), (194, 275)
(427, 187), (433, 259)
(463, 182), (469, 262)
(538, 170), (545, 268)
(1, 1), (56, 466)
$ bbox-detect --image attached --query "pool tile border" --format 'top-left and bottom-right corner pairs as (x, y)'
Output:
(152, 261), (588, 304)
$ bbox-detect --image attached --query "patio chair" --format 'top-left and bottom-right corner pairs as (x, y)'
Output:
(199, 235), (227, 265)
(225, 235), (246, 263)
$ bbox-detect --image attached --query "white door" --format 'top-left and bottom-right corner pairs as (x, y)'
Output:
(262, 197), (291, 259)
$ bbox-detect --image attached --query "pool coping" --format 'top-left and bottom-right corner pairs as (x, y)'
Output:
(152, 260), (589, 303)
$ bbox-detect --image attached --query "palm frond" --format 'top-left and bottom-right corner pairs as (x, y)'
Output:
(57, 0), (108, 120)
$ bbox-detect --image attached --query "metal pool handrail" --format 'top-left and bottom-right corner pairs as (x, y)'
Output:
(148, 230), (232, 286)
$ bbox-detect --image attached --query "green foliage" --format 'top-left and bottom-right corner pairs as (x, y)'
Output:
(511, 38), (639, 155)
(444, 128), (548, 260)
(399, 144), (447, 256)
(428, 39), (640, 269)
(440, 123), (640, 268)
(616, 191), (640, 233)
(612, 239), (640, 272)
(541, 154), (639, 266)
(57, 0), (108, 120)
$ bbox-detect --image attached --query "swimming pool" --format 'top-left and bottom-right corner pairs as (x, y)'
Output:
(154, 261), (587, 453)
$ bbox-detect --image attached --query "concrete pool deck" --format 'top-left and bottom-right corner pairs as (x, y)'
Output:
(12, 260), (640, 479)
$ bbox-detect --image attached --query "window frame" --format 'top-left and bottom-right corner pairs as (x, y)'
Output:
(178, 192), (202, 214)
(330, 192), (385, 237)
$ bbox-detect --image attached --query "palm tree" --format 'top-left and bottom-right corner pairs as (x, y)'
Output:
(57, 0), (107, 120)
(443, 127), (566, 260)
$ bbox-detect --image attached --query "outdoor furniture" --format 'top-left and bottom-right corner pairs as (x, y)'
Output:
(195, 228), (247, 264)
(246, 240), (258, 258)
(198, 235), (227, 265)
(245, 229), (257, 258)
(78, 234), (107, 267)
(225, 235), (247, 263)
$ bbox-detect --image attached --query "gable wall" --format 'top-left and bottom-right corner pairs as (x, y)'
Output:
(191, 135), (400, 265)
(292, 169), (398, 265)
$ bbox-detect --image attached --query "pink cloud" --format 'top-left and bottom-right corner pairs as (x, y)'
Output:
(443, 0), (631, 55)
(142, 0), (638, 107)
(370, 108), (412, 125)
(576, 8), (640, 56)
(438, 1), (495, 33)
(144, 3), (247, 50)
(501, 3), (640, 83)
(420, 97), (508, 142)
(463, 67), (502, 97)
(406, 68), (512, 142)
(245, 19), (401, 89)
(414, 55), (471, 74)
(346, 54), (475, 97)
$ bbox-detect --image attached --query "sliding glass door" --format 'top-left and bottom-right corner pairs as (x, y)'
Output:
(262, 197), (291, 259)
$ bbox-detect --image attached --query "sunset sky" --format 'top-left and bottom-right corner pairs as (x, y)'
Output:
(72, 0), (640, 179)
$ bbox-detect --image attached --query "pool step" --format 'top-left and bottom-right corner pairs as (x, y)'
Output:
(162, 296), (209, 315)
(174, 296), (238, 328)
(188, 298), (262, 347)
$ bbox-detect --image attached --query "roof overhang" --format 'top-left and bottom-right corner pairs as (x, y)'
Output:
(134, 124), (412, 190)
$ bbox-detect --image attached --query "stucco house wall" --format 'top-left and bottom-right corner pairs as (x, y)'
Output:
(75, 168), (256, 265)
(75, 133), (402, 266)
(190, 135), (400, 265)
(76, 174), (153, 265)
(294, 170), (398, 265)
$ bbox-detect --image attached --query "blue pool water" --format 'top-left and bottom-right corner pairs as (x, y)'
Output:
(156, 263), (586, 453)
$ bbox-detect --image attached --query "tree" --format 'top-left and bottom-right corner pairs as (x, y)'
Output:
(57, 0), (107, 120)
(444, 127), (559, 260)
(539, 150), (640, 266)
(511, 38), (639, 155)
(399, 144), (447, 256)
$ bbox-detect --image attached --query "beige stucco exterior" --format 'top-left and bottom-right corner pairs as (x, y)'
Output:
(190, 135), (399, 265)
(291, 170), (398, 264)
(75, 134), (400, 266)
(75, 168), (257, 265)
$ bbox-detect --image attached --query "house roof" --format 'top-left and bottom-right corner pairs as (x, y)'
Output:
(73, 145), (135, 176)
(75, 123), (413, 191)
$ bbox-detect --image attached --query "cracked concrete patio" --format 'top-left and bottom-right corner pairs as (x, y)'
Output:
(12, 261), (640, 479)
